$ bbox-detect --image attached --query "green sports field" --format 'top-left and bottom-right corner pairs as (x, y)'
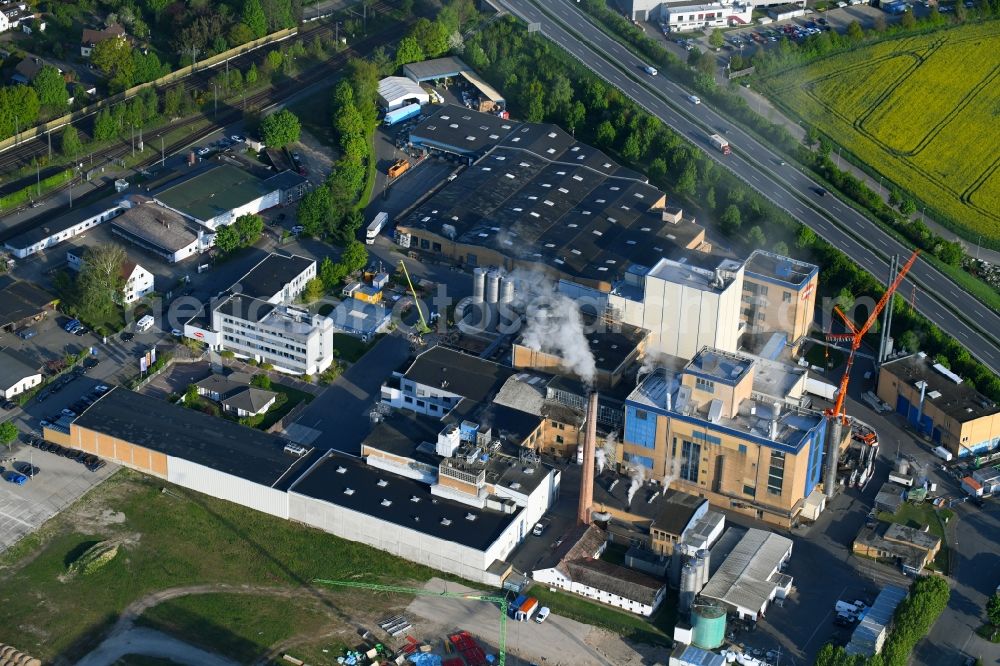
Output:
(763, 22), (1000, 245)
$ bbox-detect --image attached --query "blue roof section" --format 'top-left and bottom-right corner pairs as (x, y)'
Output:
(760, 332), (788, 360)
(685, 348), (754, 387)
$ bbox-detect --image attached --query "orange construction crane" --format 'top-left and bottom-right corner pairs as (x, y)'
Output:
(826, 249), (920, 421)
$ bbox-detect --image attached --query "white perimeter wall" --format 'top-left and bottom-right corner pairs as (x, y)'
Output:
(168, 456), (289, 519)
(288, 493), (530, 584)
(206, 190), (282, 230)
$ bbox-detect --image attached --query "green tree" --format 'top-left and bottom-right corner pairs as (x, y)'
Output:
(836, 286), (855, 311)
(229, 22), (255, 46)
(720, 204), (742, 235)
(246, 63), (259, 86)
(213, 225), (241, 254)
(595, 120), (616, 148)
(32, 65), (68, 111)
(987, 593), (1000, 627)
(522, 79), (545, 122)
(564, 100), (586, 134)
(302, 278), (325, 302)
(899, 198), (916, 216)
(846, 20), (864, 41)
(773, 241), (790, 256)
(259, 109), (300, 148)
(297, 185), (333, 236)
(709, 29), (724, 49)
(77, 244), (127, 323)
(900, 9), (916, 28)
(410, 18), (450, 57)
(242, 0), (268, 38)
(319, 256), (348, 289)
(92, 36), (135, 91)
(0, 422), (17, 450)
(898, 330), (920, 353)
(874, 14), (887, 31)
(0, 85), (41, 139)
(747, 225), (766, 248)
(233, 213), (264, 247)
(61, 125), (82, 158)
(675, 162), (697, 197)
(251, 373), (272, 390)
(340, 240), (368, 276)
(93, 108), (117, 141)
(394, 36), (425, 68)
(265, 49), (284, 72)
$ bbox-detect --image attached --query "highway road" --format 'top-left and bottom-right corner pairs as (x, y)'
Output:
(498, 0), (1000, 376)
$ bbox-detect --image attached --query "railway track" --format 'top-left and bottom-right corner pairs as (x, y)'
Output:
(0, 3), (403, 238)
(0, 0), (398, 176)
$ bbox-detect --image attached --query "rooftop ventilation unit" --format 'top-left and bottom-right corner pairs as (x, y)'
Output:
(336, 466), (347, 474)
(381, 499), (392, 507)
(441, 518), (452, 526)
(344, 488), (355, 495)
(465, 513), (477, 521)
(377, 479), (388, 487)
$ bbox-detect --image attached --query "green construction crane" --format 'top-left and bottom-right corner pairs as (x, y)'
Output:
(313, 578), (509, 665)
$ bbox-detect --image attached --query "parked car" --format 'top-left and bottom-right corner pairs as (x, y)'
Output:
(535, 607), (551, 623)
(4, 472), (27, 486)
(291, 225), (304, 235)
(94, 385), (110, 394)
(87, 459), (107, 473)
(13, 462), (39, 477)
(171, 328), (183, 337)
(83, 358), (99, 369)
(1, 400), (14, 410)
(196, 146), (211, 156)
(121, 332), (134, 342)
(16, 328), (36, 340)
(39, 420), (51, 429)
(231, 134), (244, 143)
(73, 327), (89, 336)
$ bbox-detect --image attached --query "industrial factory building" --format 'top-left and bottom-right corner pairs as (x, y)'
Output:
(397, 105), (708, 291)
(153, 164), (280, 231)
(699, 527), (794, 620)
(377, 75), (430, 111)
(877, 351), (1000, 458)
(532, 524), (667, 616)
(44, 387), (309, 518)
(402, 57), (504, 112)
(4, 200), (124, 259)
(622, 347), (834, 526)
(110, 196), (210, 264)
(741, 250), (819, 356)
(0, 276), (56, 332)
(608, 255), (745, 360)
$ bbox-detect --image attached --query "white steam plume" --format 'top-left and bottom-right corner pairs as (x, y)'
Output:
(627, 464), (645, 506)
(595, 448), (606, 475)
(513, 270), (596, 386)
(602, 431), (618, 471)
(662, 454), (684, 490)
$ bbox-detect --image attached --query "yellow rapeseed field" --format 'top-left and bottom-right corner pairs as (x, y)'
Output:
(765, 22), (1000, 245)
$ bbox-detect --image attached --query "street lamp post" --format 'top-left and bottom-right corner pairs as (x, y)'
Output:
(878, 175), (883, 197)
(977, 235), (981, 261)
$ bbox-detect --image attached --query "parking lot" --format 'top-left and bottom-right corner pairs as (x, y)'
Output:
(0, 435), (116, 553)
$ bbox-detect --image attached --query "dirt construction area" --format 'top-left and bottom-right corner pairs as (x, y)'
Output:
(407, 579), (672, 666)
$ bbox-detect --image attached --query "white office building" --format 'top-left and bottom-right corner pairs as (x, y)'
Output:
(4, 201), (124, 259)
(184, 252), (330, 375)
(609, 256), (745, 359)
(662, 2), (753, 30)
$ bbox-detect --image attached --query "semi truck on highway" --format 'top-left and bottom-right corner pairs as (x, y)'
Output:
(709, 133), (731, 155)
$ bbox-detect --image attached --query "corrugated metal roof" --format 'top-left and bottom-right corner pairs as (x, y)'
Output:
(701, 528), (793, 614)
(845, 585), (907, 656)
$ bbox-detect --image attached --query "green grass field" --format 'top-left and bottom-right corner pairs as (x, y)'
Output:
(763, 22), (1000, 246)
(0, 471), (436, 663)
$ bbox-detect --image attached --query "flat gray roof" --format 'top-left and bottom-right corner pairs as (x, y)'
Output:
(882, 352), (999, 423)
(73, 387), (306, 487)
(111, 199), (200, 252)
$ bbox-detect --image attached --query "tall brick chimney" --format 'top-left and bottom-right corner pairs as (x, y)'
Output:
(577, 391), (599, 525)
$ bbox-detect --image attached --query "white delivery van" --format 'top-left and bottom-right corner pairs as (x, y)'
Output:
(135, 315), (155, 332)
